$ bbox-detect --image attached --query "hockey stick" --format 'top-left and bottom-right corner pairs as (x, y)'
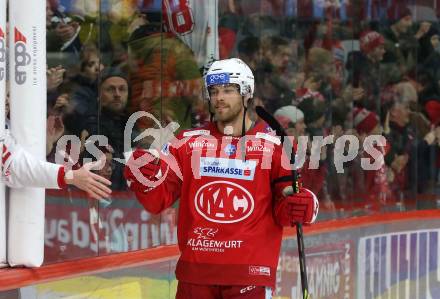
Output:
(255, 106), (310, 299)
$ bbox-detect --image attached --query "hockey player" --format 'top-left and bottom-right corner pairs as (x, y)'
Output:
(2, 132), (111, 199)
(124, 58), (318, 298)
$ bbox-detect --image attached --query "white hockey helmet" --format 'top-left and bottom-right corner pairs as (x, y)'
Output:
(204, 58), (254, 99)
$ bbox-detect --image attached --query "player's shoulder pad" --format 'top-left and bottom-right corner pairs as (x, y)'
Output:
(176, 127), (211, 140)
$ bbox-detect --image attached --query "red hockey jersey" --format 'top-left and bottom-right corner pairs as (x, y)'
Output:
(133, 121), (293, 287)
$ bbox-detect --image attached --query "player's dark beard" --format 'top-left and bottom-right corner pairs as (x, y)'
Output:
(215, 104), (243, 123)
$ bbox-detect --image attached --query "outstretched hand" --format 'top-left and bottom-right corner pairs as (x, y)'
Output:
(64, 159), (112, 200)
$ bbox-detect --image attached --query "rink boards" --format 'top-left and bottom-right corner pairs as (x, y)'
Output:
(1, 197), (440, 299)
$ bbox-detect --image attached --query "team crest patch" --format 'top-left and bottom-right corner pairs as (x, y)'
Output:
(194, 181), (254, 223)
(224, 144), (237, 156)
(161, 142), (170, 155)
(265, 125), (275, 133)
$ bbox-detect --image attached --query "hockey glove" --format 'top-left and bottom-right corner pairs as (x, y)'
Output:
(273, 187), (319, 227)
(124, 148), (165, 193)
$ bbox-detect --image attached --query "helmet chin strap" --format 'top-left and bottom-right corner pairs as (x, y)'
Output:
(241, 97), (248, 137)
(241, 96), (249, 161)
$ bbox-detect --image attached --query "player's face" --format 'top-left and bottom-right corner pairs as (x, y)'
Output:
(209, 84), (244, 123)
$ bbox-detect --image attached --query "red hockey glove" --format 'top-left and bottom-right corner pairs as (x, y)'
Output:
(124, 148), (165, 193)
(273, 187), (319, 227)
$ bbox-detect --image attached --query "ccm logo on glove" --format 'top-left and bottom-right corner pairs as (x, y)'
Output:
(273, 187), (319, 227)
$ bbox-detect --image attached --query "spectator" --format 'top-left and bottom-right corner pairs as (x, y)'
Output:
(303, 19), (345, 96)
(46, 0), (82, 56)
(274, 105), (306, 139)
(415, 70), (440, 126)
(274, 105), (334, 209)
(301, 47), (334, 116)
(127, 7), (202, 130)
(394, 81), (431, 139)
(47, 65), (66, 93)
(381, 4), (430, 81)
(352, 107), (391, 203)
(345, 30), (386, 113)
(297, 94), (327, 138)
(380, 94), (435, 197)
(418, 25), (440, 67)
(68, 45), (104, 136)
(83, 68), (129, 190)
(255, 36), (296, 113)
(218, 0), (240, 59)
(237, 36), (261, 72)
(303, 47), (334, 88)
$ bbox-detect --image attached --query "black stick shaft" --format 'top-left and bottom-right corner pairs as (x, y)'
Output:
(255, 106), (309, 299)
(297, 223), (309, 299)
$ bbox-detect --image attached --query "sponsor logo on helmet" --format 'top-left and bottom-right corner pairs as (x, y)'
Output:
(206, 73), (230, 86)
(194, 180), (254, 223)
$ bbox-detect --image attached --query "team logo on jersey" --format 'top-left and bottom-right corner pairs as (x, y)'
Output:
(193, 227), (218, 239)
(161, 142), (171, 155)
(188, 226), (244, 252)
(224, 144), (236, 156)
(194, 181), (255, 223)
(265, 125), (275, 133)
(199, 157), (256, 180)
